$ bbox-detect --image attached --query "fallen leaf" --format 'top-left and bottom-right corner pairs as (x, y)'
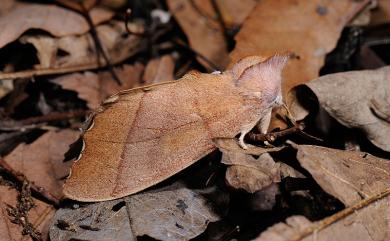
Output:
(20, 20), (142, 71)
(142, 55), (175, 84)
(50, 183), (219, 241)
(0, 185), (55, 241)
(63, 55), (289, 201)
(0, 4), (114, 49)
(229, 0), (370, 97)
(294, 145), (390, 206)
(167, 0), (255, 70)
(254, 191), (390, 241)
(4, 130), (80, 199)
(222, 152), (281, 193)
(290, 66), (390, 152)
(51, 63), (144, 109)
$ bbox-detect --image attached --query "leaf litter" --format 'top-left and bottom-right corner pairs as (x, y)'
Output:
(0, 1), (389, 241)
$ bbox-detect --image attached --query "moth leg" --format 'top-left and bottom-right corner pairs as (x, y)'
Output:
(257, 108), (272, 146)
(257, 108), (272, 134)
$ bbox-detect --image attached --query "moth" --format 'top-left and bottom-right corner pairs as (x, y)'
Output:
(64, 54), (289, 201)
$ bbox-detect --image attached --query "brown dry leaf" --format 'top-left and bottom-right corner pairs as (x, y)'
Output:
(50, 183), (219, 241)
(222, 152), (281, 193)
(63, 55), (289, 201)
(51, 63), (144, 109)
(20, 20), (142, 71)
(290, 66), (390, 152)
(370, 0), (390, 25)
(0, 4), (114, 49)
(142, 55), (175, 85)
(3, 130), (80, 199)
(229, 0), (370, 97)
(254, 195), (390, 241)
(294, 145), (390, 206)
(167, 0), (256, 70)
(0, 186), (55, 241)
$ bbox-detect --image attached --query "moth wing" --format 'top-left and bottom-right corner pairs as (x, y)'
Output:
(63, 81), (215, 201)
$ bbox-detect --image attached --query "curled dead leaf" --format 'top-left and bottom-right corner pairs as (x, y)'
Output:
(289, 66), (390, 152)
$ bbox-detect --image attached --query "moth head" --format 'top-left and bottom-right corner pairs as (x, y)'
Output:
(231, 54), (289, 104)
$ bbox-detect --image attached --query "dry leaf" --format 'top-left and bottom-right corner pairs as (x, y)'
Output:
(50, 183), (219, 241)
(63, 55), (289, 201)
(51, 63), (144, 109)
(290, 66), (390, 152)
(0, 186), (55, 241)
(229, 0), (370, 97)
(20, 20), (142, 71)
(222, 152), (281, 193)
(142, 55), (175, 84)
(0, 4), (114, 49)
(370, 0), (390, 25)
(294, 145), (390, 206)
(4, 130), (80, 199)
(167, 0), (255, 70)
(254, 191), (390, 241)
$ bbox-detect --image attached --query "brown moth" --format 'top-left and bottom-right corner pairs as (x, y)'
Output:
(63, 54), (289, 201)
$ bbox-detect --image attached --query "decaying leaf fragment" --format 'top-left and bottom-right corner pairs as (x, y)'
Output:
(64, 54), (289, 201)
(50, 183), (219, 241)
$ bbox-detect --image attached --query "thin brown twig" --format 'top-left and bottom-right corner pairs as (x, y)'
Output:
(0, 158), (60, 207)
(210, 0), (232, 50)
(80, 6), (122, 85)
(21, 110), (88, 125)
(247, 123), (305, 143)
(0, 110), (88, 131)
(247, 123), (323, 143)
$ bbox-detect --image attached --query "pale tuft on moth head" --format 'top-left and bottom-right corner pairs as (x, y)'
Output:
(232, 54), (289, 107)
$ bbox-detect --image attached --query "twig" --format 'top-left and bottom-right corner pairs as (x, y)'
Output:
(290, 187), (390, 241)
(0, 110), (87, 131)
(210, 0), (232, 50)
(80, 6), (122, 85)
(0, 158), (60, 207)
(21, 110), (87, 125)
(173, 39), (221, 71)
(247, 123), (306, 143)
